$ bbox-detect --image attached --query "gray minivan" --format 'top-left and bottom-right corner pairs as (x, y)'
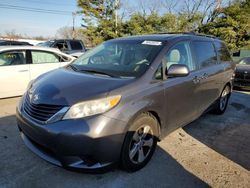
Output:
(16, 33), (234, 172)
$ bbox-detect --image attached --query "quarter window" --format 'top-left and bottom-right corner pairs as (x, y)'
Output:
(193, 41), (217, 68)
(0, 50), (26, 66)
(31, 51), (59, 64)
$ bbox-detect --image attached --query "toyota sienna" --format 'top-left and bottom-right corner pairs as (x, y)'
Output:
(16, 33), (234, 172)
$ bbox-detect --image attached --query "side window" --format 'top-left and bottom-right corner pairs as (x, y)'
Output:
(193, 41), (217, 68)
(54, 41), (68, 51)
(31, 51), (59, 64)
(70, 41), (83, 50)
(155, 42), (194, 80)
(165, 42), (194, 71)
(214, 41), (232, 62)
(0, 50), (26, 66)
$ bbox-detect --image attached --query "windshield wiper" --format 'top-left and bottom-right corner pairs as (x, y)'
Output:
(68, 64), (78, 71)
(78, 69), (118, 78)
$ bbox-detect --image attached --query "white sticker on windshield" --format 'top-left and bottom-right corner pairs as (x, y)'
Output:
(142, 41), (162, 46)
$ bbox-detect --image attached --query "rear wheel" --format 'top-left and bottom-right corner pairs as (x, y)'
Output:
(121, 113), (158, 172)
(213, 85), (231, 115)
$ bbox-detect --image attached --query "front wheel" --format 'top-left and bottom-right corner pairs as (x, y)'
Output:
(120, 113), (158, 172)
(213, 85), (231, 115)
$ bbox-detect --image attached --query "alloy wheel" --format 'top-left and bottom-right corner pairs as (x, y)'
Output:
(129, 125), (154, 164)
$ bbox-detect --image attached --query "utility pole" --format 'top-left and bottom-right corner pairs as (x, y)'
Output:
(115, 0), (118, 35)
(72, 12), (77, 39)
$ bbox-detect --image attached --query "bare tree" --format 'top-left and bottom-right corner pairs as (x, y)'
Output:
(56, 26), (92, 47)
(180, 0), (225, 24)
(4, 30), (21, 40)
(162, 0), (180, 14)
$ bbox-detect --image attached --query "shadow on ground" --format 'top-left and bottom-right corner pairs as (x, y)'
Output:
(184, 91), (250, 171)
(0, 115), (208, 188)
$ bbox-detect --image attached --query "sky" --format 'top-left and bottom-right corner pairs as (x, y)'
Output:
(0, 0), (82, 37)
(0, 0), (227, 38)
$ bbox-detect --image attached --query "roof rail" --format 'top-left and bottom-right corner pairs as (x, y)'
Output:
(158, 31), (218, 39)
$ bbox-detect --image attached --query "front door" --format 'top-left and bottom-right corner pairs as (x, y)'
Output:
(161, 41), (200, 134)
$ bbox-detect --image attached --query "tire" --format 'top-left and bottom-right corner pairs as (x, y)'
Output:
(120, 113), (158, 172)
(213, 85), (231, 115)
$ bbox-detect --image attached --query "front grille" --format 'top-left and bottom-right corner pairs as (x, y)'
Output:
(235, 72), (250, 81)
(23, 95), (63, 122)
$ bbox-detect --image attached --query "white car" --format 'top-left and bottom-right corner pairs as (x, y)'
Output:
(0, 46), (75, 99)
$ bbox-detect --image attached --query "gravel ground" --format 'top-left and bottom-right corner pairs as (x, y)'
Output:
(0, 91), (249, 188)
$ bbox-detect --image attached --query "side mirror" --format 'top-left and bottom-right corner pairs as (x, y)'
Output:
(166, 64), (190, 77)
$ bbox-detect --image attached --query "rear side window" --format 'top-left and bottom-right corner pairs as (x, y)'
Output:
(0, 50), (26, 66)
(31, 51), (59, 64)
(193, 41), (217, 69)
(70, 41), (83, 50)
(214, 41), (232, 62)
(54, 41), (68, 51)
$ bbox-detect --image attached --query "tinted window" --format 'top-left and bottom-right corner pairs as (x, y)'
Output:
(193, 41), (217, 68)
(155, 41), (195, 80)
(70, 41), (83, 50)
(31, 51), (59, 64)
(239, 57), (250, 65)
(214, 41), (232, 62)
(0, 51), (26, 66)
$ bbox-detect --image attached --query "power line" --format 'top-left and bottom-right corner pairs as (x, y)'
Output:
(0, 3), (73, 15)
(4, 0), (75, 7)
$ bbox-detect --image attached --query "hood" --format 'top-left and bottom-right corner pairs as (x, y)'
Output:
(235, 65), (250, 72)
(29, 68), (132, 106)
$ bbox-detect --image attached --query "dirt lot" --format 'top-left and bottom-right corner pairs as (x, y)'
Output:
(0, 91), (249, 188)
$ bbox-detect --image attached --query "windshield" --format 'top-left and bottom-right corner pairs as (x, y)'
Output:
(239, 57), (250, 65)
(71, 40), (163, 78)
(37, 41), (54, 47)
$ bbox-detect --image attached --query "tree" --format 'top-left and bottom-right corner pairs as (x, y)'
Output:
(200, 0), (250, 50)
(77, 0), (121, 45)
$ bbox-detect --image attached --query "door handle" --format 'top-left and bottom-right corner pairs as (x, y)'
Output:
(18, 70), (28, 72)
(192, 76), (200, 84)
(201, 73), (208, 79)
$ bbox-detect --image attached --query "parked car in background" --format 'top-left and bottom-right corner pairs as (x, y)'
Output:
(17, 33), (234, 172)
(69, 51), (84, 58)
(0, 40), (32, 46)
(233, 57), (250, 90)
(0, 46), (75, 99)
(37, 39), (86, 55)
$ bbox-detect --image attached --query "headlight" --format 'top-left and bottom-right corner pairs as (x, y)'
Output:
(63, 95), (121, 119)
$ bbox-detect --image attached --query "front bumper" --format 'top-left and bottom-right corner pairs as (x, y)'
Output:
(233, 79), (250, 90)
(16, 107), (127, 172)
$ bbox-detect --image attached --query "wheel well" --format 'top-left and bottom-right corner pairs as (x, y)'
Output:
(225, 82), (232, 95)
(148, 111), (161, 141)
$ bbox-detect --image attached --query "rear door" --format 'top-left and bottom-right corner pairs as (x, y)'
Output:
(29, 50), (61, 81)
(191, 40), (224, 114)
(0, 50), (30, 98)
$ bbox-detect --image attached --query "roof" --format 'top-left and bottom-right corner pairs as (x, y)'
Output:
(109, 33), (219, 42)
(0, 46), (74, 58)
(0, 45), (59, 53)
